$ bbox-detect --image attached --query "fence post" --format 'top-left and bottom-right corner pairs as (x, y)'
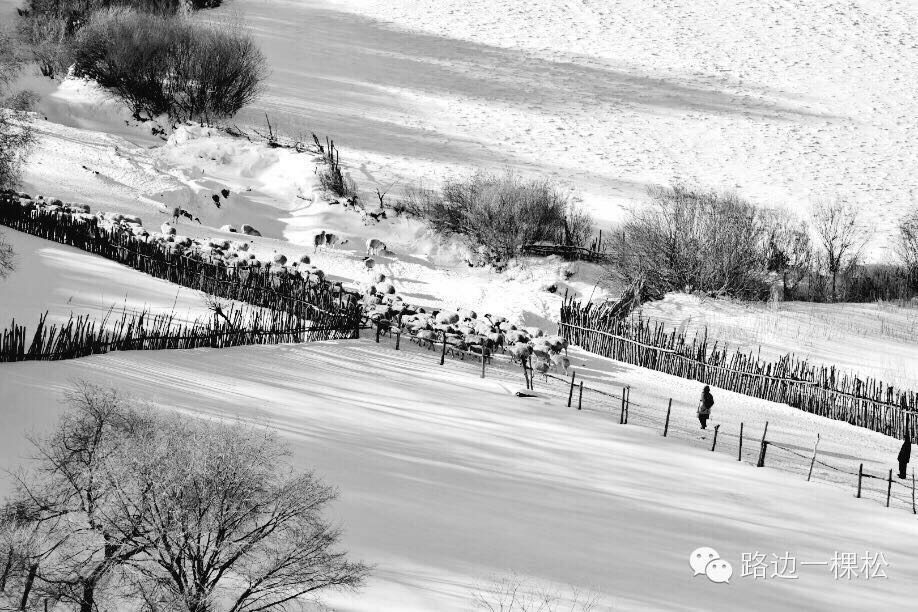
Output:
(711, 424), (720, 452)
(567, 372), (576, 407)
(395, 329), (401, 350)
(440, 330), (447, 365)
(481, 352), (486, 378)
(620, 388), (627, 424)
(663, 399), (672, 436)
(625, 386), (631, 424)
(756, 441), (768, 467)
(375, 320), (381, 343)
(857, 463), (863, 498)
(577, 381), (583, 411)
(807, 434), (820, 481)
(887, 469), (893, 508)
(912, 469), (916, 514)
(738, 422), (744, 461)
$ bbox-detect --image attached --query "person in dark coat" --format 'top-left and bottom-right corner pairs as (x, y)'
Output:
(698, 385), (714, 430)
(898, 434), (911, 479)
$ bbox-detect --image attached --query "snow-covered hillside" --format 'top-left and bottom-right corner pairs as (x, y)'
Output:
(638, 293), (918, 389)
(2, 339), (916, 611)
(216, 0), (918, 260)
(3, 0), (918, 608)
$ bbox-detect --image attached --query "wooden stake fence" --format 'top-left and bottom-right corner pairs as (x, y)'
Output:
(560, 295), (917, 443)
(0, 194), (362, 333)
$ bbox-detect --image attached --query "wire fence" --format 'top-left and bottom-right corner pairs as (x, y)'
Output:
(367, 321), (918, 517)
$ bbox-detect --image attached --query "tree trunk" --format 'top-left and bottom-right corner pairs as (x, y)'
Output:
(19, 563), (37, 612)
(80, 580), (95, 612)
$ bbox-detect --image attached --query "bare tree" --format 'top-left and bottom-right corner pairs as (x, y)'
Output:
(763, 210), (813, 299)
(1, 383), (369, 612)
(608, 185), (770, 299)
(2, 383), (150, 612)
(810, 197), (871, 301)
(895, 209), (918, 271)
(117, 415), (370, 612)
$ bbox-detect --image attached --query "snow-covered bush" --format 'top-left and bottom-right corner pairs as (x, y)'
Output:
(71, 8), (266, 123)
(0, 33), (34, 190)
(608, 184), (773, 300)
(400, 171), (594, 265)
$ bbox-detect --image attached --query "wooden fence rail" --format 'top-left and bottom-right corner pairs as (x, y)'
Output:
(560, 295), (916, 443)
(0, 192), (362, 331)
(1, 304), (354, 363)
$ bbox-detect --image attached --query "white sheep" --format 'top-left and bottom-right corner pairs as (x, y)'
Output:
(551, 354), (571, 375)
(366, 238), (387, 256)
(324, 233), (343, 249)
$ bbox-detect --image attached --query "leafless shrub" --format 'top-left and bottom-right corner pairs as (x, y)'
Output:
(71, 8), (266, 123)
(810, 197), (872, 301)
(895, 209), (918, 272)
(472, 573), (601, 612)
(318, 137), (358, 199)
(608, 184), (771, 299)
(763, 209), (814, 299)
(4, 90), (41, 111)
(0, 110), (35, 190)
(0, 30), (35, 191)
(0, 230), (15, 279)
(0, 27), (25, 89)
(401, 171), (594, 264)
(15, 11), (70, 79)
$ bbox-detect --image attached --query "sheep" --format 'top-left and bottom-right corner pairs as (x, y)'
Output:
(324, 233), (341, 249)
(313, 230), (326, 253)
(273, 253), (288, 266)
(363, 257), (375, 271)
(534, 360), (551, 381)
(241, 224), (261, 236)
(366, 238), (387, 256)
(298, 254), (311, 265)
(509, 343), (533, 364)
(220, 224), (237, 233)
(160, 222), (177, 236)
(551, 354), (571, 375)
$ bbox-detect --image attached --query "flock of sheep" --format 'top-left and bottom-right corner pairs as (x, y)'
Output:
(12, 193), (570, 379)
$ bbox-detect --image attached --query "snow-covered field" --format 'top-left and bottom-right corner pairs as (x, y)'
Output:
(0, 230), (228, 328)
(217, 0), (917, 260)
(639, 293), (918, 389)
(2, 339), (917, 611)
(3, 0), (918, 609)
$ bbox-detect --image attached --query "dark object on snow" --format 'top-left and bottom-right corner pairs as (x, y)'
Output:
(898, 436), (911, 478)
(193, 217), (201, 224)
(221, 188), (230, 198)
(211, 194), (221, 208)
(698, 385), (714, 430)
